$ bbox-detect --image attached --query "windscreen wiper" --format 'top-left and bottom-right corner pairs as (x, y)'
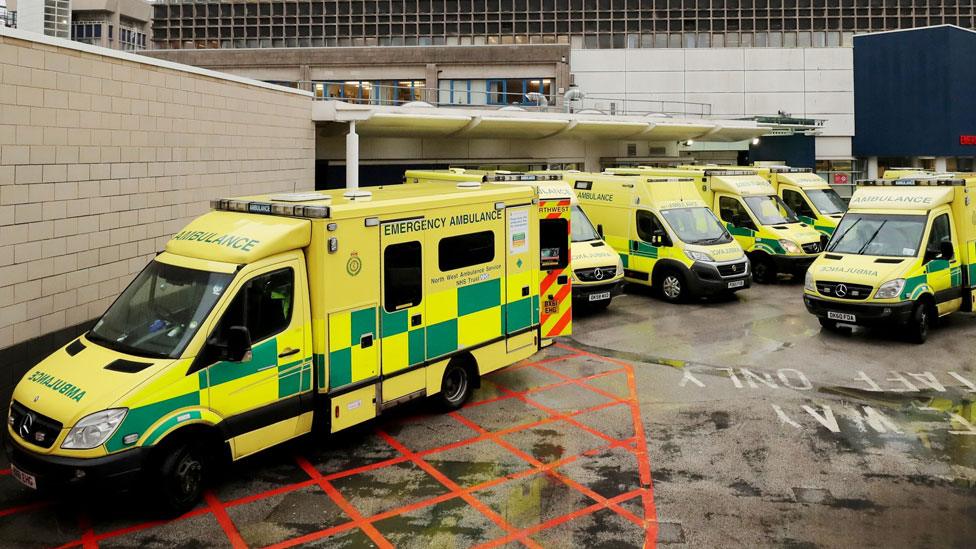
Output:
(856, 220), (887, 255)
(827, 217), (861, 252)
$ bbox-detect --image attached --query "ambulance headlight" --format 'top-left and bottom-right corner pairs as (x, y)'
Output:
(804, 270), (815, 292)
(684, 250), (714, 262)
(874, 279), (905, 300)
(779, 239), (802, 254)
(61, 408), (127, 450)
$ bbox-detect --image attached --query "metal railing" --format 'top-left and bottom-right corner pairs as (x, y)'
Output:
(282, 81), (712, 117)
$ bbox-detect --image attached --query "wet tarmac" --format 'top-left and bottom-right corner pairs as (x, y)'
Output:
(0, 281), (974, 547)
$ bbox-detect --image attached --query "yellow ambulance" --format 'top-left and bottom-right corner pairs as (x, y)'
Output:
(5, 184), (566, 513)
(804, 177), (976, 343)
(609, 166), (823, 283)
(557, 172), (750, 301)
(738, 164), (848, 236)
(405, 169), (624, 310)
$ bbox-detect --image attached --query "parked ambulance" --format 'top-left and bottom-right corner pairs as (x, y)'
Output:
(559, 172), (750, 301)
(405, 169), (624, 310)
(738, 164), (847, 236)
(6, 184), (567, 513)
(804, 176), (976, 343)
(609, 166), (823, 283)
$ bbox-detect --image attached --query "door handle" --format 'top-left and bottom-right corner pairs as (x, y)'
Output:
(411, 314), (422, 327)
(521, 286), (530, 297)
(360, 333), (374, 348)
(278, 347), (300, 358)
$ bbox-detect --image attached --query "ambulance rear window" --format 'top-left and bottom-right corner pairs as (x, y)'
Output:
(384, 241), (423, 312)
(540, 218), (569, 270)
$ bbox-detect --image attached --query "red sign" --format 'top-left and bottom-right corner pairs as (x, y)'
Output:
(833, 173), (850, 185)
(961, 135), (976, 145)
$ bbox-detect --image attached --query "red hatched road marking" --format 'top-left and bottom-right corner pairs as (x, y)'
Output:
(13, 344), (656, 548)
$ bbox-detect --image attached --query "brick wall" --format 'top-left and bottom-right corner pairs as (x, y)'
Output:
(0, 28), (315, 369)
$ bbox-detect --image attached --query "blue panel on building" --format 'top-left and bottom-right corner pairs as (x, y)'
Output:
(747, 135), (815, 169)
(853, 25), (976, 157)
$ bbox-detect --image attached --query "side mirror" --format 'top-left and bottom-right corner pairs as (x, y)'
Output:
(596, 224), (604, 238)
(224, 325), (252, 363)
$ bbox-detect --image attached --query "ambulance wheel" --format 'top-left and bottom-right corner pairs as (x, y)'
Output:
(656, 268), (687, 303)
(751, 255), (776, 284)
(153, 439), (209, 515)
(437, 359), (474, 411)
(905, 301), (933, 344)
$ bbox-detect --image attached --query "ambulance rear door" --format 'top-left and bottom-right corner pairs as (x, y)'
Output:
(538, 197), (572, 338)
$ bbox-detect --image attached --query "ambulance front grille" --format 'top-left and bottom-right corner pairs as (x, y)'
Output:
(575, 266), (618, 282)
(9, 401), (61, 449)
(816, 281), (873, 301)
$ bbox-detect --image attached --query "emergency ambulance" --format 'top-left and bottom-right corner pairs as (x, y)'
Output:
(557, 172), (750, 302)
(804, 176), (976, 343)
(6, 183), (566, 513)
(404, 169), (624, 310)
(609, 166), (823, 283)
(737, 164), (847, 236)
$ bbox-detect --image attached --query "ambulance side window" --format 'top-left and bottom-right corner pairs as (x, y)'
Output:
(925, 213), (953, 260)
(539, 218), (569, 270)
(384, 241), (422, 312)
(213, 268), (294, 346)
(439, 230), (495, 271)
(719, 197), (756, 231)
(783, 189), (814, 218)
(636, 211), (671, 246)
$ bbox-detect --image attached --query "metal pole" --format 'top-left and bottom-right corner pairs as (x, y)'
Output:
(346, 120), (359, 191)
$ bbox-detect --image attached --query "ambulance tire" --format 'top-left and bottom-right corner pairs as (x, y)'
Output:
(437, 358), (475, 411)
(656, 267), (687, 303)
(750, 254), (776, 284)
(152, 437), (211, 516)
(904, 301), (933, 344)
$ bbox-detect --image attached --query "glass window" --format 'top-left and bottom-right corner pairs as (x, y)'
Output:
(744, 195), (799, 225)
(439, 230), (495, 271)
(805, 189), (847, 215)
(828, 213), (927, 258)
(636, 210), (667, 243)
(660, 207), (732, 245)
(570, 205), (600, 243)
(926, 213), (953, 258)
(719, 196), (756, 230)
(782, 189), (815, 218)
(88, 261), (233, 359)
(384, 241), (423, 312)
(215, 268), (294, 345)
(540, 218), (569, 269)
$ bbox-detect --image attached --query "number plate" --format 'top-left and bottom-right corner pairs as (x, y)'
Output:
(10, 464), (36, 490)
(727, 280), (746, 289)
(588, 291), (611, 302)
(543, 300), (559, 314)
(827, 311), (856, 322)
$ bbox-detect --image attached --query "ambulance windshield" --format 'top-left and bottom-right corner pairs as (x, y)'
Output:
(88, 261), (233, 359)
(826, 213), (926, 257)
(806, 189), (848, 215)
(570, 205), (601, 242)
(660, 206), (732, 245)
(744, 195), (799, 225)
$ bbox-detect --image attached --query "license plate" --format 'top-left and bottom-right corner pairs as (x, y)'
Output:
(588, 291), (611, 302)
(10, 464), (36, 490)
(543, 300), (559, 314)
(727, 280), (745, 289)
(827, 311), (856, 323)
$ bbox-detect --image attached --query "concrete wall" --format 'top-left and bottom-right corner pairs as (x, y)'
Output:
(570, 47), (854, 158)
(0, 28), (314, 376)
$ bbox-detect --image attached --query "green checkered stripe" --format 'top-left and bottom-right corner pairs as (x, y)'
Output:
(799, 215), (835, 236)
(427, 278), (503, 358)
(726, 223), (787, 255)
(381, 307), (427, 366)
(329, 306), (376, 388)
(620, 240), (659, 269)
(504, 293), (538, 334)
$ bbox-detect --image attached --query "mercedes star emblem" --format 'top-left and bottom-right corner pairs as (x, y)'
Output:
(594, 268), (604, 280)
(835, 284), (848, 297)
(18, 413), (33, 439)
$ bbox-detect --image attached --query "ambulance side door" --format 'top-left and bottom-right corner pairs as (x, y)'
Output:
(539, 199), (572, 338)
(378, 221), (426, 403)
(199, 254), (311, 457)
(505, 204), (537, 349)
(781, 187), (818, 226)
(922, 209), (963, 315)
(630, 209), (670, 279)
